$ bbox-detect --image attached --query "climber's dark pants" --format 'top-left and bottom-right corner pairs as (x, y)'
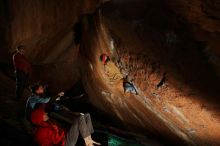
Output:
(123, 82), (137, 94)
(15, 70), (28, 99)
(65, 113), (94, 146)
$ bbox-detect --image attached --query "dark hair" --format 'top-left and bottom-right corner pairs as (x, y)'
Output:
(30, 83), (43, 94)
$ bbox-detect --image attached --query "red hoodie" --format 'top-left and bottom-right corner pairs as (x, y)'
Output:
(13, 52), (31, 74)
(33, 121), (65, 146)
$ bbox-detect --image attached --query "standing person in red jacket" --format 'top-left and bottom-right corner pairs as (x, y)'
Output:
(31, 109), (101, 146)
(13, 45), (31, 100)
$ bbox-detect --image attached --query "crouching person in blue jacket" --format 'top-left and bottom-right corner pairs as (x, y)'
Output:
(25, 83), (64, 121)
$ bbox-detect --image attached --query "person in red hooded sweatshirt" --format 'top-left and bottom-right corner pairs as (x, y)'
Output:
(31, 109), (101, 146)
(13, 45), (31, 100)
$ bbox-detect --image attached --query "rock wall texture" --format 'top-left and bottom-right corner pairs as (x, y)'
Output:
(0, 0), (101, 92)
(1, 0), (220, 145)
(80, 1), (220, 145)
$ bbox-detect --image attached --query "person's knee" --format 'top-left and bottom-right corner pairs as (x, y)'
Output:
(76, 113), (91, 123)
(76, 115), (84, 122)
(84, 113), (90, 118)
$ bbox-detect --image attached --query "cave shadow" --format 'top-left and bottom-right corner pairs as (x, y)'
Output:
(0, 120), (37, 146)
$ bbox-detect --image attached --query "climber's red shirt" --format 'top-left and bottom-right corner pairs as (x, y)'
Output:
(33, 121), (65, 146)
(13, 52), (31, 74)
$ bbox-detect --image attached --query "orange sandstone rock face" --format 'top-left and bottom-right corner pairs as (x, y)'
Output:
(1, 0), (220, 145)
(80, 1), (220, 145)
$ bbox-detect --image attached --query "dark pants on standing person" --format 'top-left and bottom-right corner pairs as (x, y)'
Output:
(65, 113), (94, 146)
(15, 70), (28, 99)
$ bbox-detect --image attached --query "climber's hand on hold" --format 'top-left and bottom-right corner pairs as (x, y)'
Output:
(58, 92), (64, 97)
(55, 97), (60, 101)
(56, 92), (65, 101)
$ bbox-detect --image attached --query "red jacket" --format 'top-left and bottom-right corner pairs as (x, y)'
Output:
(33, 121), (65, 146)
(13, 53), (31, 74)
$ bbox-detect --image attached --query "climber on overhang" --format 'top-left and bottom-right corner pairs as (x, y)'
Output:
(31, 109), (101, 146)
(100, 53), (123, 82)
(13, 45), (32, 100)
